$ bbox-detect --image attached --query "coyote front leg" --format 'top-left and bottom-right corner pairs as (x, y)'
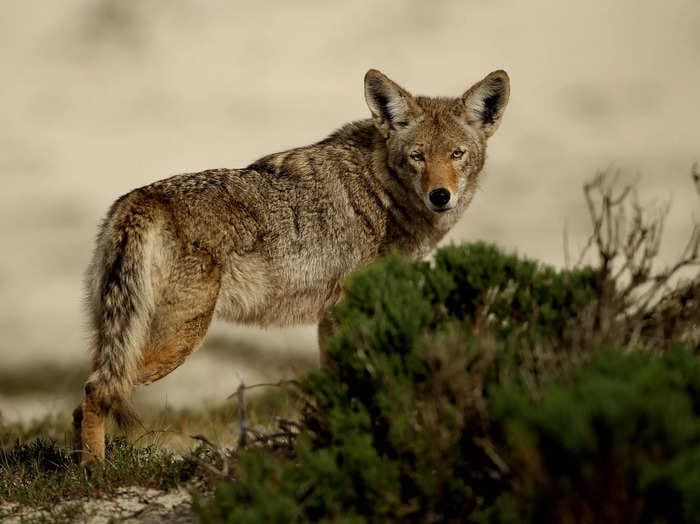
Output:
(318, 308), (340, 368)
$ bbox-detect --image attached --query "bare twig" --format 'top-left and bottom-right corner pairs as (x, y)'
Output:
(235, 372), (247, 449)
(572, 168), (700, 349)
(226, 379), (299, 400)
(275, 417), (303, 433)
(132, 428), (182, 444)
(189, 433), (230, 478)
(474, 436), (509, 476)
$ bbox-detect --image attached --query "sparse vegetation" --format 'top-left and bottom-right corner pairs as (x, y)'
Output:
(2, 172), (698, 522)
(0, 389), (300, 522)
(1, 437), (197, 509)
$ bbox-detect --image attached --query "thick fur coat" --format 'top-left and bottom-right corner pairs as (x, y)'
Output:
(74, 69), (510, 461)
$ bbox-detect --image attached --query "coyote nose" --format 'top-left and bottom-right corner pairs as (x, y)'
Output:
(429, 188), (451, 208)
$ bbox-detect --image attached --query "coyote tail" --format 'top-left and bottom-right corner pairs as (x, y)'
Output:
(85, 196), (157, 429)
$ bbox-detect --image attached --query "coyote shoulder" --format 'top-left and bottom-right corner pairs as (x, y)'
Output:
(74, 68), (510, 461)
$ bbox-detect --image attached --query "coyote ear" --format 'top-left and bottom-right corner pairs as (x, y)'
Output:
(461, 70), (510, 138)
(364, 69), (422, 135)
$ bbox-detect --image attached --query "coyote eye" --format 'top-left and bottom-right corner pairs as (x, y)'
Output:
(451, 149), (464, 160)
(410, 151), (425, 162)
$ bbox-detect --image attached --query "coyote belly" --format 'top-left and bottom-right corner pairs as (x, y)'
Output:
(74, 68), (510, 461)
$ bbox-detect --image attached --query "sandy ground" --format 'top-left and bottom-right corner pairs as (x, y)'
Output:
(1, 486), (195, 523)
(1, 0), (698, 422)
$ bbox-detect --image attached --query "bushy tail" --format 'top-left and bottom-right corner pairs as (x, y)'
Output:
(86, 195), (157, 429)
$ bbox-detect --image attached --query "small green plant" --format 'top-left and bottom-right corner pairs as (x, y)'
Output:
(0, 436), (197, 512)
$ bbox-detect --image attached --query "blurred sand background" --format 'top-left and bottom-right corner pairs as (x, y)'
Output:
(1, 0), (698, 422)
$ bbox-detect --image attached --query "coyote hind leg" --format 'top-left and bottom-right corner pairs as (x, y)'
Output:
(77, 250), (221, 463)
(71, 400), (104, 463)
(318, 307), (340, 369)
(137, 258), (221, 385)
(77, 382), (108, 462)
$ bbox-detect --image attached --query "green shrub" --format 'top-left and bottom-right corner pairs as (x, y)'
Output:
(431, 243), (599, 339)
(196, 243), (700, 523)
(488, 347), (700, 524)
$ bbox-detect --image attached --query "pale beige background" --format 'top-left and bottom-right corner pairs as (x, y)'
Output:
(1, 0), (698, 421)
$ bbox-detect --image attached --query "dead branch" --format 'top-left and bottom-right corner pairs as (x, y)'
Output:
(275, 417), (303, 434)
(226, 379), (299, 400)
(189, 433), (230, 478)
(573, 167), (700, 349)
(234, 372), (247, 449)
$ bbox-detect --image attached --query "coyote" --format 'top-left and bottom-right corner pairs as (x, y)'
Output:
(73, 68), (510, 461)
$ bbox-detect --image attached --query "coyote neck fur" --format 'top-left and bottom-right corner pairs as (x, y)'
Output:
(249, 119), (469, 261)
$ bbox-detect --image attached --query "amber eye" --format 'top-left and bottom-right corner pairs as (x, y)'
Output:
(410, 151), (425, 162)
(451, 149), (464, 160)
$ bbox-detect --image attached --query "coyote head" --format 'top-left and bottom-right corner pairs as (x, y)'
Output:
(364, 69), (510, 213)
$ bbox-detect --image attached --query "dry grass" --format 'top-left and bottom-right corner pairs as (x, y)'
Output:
(0, 383), (302, 522)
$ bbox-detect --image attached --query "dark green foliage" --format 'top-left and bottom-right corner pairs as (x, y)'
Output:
(489, 347), (700, 523)
(430, 243), (599, 339)
(197, 242), (700, 523)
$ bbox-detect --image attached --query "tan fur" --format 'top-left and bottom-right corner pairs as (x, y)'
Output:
(74, 69), (510, 461)
(422, 161), (459, 197)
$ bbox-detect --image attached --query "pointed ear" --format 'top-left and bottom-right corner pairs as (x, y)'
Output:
(461, 70), (510, 138)
(364, 69), (423, 135)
